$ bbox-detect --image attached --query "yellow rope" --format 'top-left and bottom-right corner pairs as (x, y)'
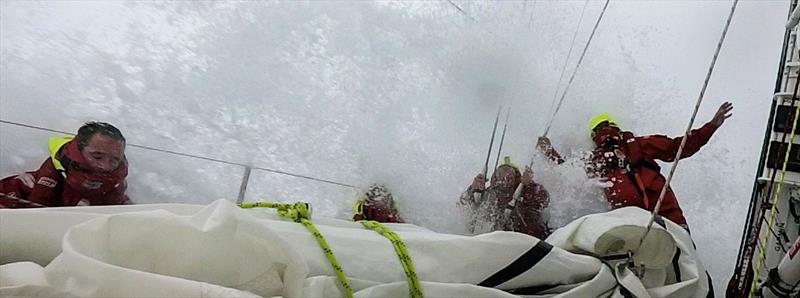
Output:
(360, 220), (423, 298)
(749, 101), (800, 297)
(239, 201), (354, 298)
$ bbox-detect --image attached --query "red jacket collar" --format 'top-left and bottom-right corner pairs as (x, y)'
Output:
(57, 139), (128, 179)
(60, 140), (89, 165)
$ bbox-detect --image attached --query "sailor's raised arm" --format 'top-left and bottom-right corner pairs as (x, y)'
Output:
(537, 136), (565, 164)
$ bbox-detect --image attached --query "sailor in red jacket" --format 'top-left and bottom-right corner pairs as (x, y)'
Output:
(352, 184), (404, 223)
(538, 102), (733, 230)
(0, 122), (131, 208)
(460, 157), (550, 239)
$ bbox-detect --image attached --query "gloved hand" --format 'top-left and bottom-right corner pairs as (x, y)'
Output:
(470, 174), (486, 192)
(522, 165), (534, 186)
(536, 137), (552, 152)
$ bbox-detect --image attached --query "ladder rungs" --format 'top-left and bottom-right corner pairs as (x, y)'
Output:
(757, 176), (800, 186)
(775, 92), (796, 100)
(769, 131), (800, 141)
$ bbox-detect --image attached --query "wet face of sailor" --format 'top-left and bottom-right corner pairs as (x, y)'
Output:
(591, 121), (622, 148)
(490, 165), (521, 194)
(80, 133), (125, 173)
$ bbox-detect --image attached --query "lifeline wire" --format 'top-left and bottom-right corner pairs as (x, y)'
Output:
(0, 119), (357, 189)
(542, 0), (611, 137)
(546, 0), (591, 118)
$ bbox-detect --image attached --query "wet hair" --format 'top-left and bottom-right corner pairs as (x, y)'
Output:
(76, 122), (126, 151)
(365, 184), (393, 200)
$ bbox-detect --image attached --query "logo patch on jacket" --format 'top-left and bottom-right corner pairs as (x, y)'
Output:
(37, 177), (57, 188)
(790, 238), (800, 259)
(81, 180), (103, 190)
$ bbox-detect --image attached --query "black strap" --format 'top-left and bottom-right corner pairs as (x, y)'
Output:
(478, 240), (553, 288)
(706, 271), (716, 298)
(619, 285), (635, 298)
(763, 268), (795, 298)
(654, 215), (666, 229)
(54, 146), (73, 179)
(626, 161), (661, 197)
(672, 249), (682, 282)
(635, 160), (661, 173)
(671, 247), (715, 298)
(506, 283), (560, 295)
(602, 253), (630, 261)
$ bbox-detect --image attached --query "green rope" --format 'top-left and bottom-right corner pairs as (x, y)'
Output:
(240, 201), (354, 298)
(360, 220), (423, 298)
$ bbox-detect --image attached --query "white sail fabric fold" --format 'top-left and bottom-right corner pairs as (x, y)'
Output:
(0, 200), (709, 297)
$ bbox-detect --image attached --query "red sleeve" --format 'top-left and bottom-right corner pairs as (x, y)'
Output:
(537, 142), (565, 164)
(520, 182), (549, 210)
(0, 175), (29, 208)
(543, 147), (565, 164)
(638, 122), (719, 162)
(26, 158), (63, 207)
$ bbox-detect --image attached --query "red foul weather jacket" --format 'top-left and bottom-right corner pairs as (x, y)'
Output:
(0, 137), (129, 208)
(507, 181), (550, 239)
(352, 199), (404, 223)
(460, 180), (550, 239)
(586, 122), (719, 226)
